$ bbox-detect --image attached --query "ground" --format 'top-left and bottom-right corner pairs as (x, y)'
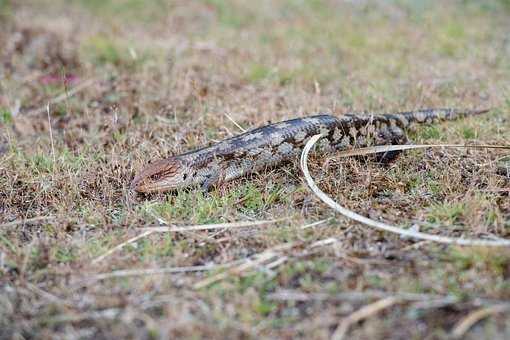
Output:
(1, 0), (510, 339)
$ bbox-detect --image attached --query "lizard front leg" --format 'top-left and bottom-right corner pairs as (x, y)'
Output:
(373, 125), (408, 164)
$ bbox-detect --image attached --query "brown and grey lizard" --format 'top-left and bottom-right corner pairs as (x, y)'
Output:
(131, 108), (489, 193)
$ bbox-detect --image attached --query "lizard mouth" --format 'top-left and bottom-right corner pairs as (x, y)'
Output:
(130, 171), (154, 193)
(131, 181), (172, 193)
(131, 158), (183, 193)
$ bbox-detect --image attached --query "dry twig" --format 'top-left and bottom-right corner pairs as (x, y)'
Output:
(193, 242), (295, 289)
(300, 135), (510, 247)
(92, 230), (155, 264)
(92, 219), (283, 264)
(224, 112), (247, 132)
(138, 218), (284, 233)
(25, 78), (96, 116)
(46, 104), (56, 168)
(331, 297), (400, 340)
(75, 263), (237, 288)
(193, 250), (279, 289)
(267, 289), (455, 304)
(451, 304), (510, 338)
(0, 216), (55, 229)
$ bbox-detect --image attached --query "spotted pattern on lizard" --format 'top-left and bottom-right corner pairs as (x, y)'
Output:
(131, 108), (489, 193)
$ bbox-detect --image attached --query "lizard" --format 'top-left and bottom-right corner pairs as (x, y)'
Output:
(131, 108), (489, 193)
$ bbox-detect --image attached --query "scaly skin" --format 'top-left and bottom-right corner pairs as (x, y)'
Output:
(131, 108), (489, 193)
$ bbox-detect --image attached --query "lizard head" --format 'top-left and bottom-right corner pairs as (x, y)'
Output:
(131, 157), (193, 193)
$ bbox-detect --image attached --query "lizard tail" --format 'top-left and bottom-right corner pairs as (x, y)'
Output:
(383, 108), (491, 128)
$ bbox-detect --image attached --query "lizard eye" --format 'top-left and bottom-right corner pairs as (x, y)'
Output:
(150, 173), (161, 181)
(183, 173), (188, 180)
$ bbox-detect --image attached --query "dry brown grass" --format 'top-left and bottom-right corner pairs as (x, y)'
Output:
(1, 0), (510, 338)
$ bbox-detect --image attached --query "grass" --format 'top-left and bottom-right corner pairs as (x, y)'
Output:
(0, 108), (12, 124)
(1, 0), (510, 339)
